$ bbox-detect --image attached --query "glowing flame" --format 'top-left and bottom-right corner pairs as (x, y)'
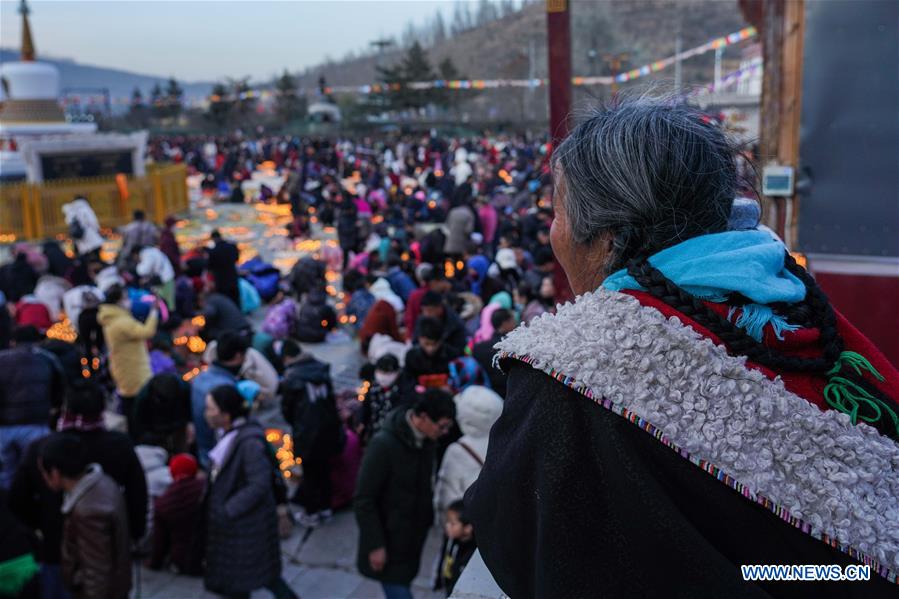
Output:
(47, 318), (77, 343)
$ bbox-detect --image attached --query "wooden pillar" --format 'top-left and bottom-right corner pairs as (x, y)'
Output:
(756, 0), (805, 246)
(546, 0), (572, 147)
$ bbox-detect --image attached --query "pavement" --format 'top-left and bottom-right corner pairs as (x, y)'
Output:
(136, 510), (445, 599)
(136, 202), (445, 599)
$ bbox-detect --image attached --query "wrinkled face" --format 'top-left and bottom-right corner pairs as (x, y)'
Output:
(550, 163), (614, 296)
(549, 164), (577, 290)
(445, 509), (474, 541)
(419, 336), (441, 356)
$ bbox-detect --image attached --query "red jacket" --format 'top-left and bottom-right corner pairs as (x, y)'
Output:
(404, 286), (427, 335)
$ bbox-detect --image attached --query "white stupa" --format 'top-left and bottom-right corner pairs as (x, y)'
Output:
(0, 0), (107, 181)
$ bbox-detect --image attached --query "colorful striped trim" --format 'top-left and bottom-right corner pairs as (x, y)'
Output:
(496, 350), (899, 585)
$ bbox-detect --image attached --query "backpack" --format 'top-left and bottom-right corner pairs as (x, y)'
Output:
(240, 258), (281, 302)
(238, 278), (262, 314)
(69, 217), (85, 240)
(261, 298), (297, 340)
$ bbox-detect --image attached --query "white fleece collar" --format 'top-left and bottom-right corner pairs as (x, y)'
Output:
(495, 288), (899, 582)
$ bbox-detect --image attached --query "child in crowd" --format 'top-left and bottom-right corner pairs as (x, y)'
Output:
(149, 453), (205, 575)
(440, 499), (477, 596)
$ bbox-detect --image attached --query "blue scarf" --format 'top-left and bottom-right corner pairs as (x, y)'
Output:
(603, 230), (806, 341)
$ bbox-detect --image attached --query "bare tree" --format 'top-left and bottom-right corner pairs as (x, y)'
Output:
(432, 10), (447, 44)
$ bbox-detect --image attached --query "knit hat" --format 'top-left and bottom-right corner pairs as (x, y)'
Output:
(495, 248), (517, 270)
(169, 453), (198, 481)
(236, 380), (262, 409)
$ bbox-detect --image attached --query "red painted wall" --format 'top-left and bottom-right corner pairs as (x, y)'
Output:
(814, 272), (899, 367)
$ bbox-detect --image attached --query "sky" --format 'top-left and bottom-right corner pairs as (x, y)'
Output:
(0, 0), (469, 82)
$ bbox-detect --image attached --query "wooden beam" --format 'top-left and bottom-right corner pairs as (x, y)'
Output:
(780, 0), (805, 248)
(757, 0), (805, 247)
(546, 0), (572, 146)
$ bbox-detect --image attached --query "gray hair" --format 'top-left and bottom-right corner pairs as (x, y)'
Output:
(553, 94), (739, 274)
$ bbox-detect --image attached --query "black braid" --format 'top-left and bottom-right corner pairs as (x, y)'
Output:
(626, 254), (842, 373)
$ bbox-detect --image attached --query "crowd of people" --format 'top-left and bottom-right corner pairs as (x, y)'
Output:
(0, 128), (570, 598)
(3, 95), (897, 599)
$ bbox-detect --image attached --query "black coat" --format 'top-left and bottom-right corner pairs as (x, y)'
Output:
(354, 408), (435, 585)
(280, 356), (341, 459)
(132, 373), (192, 446)
(206, 240), (239, 303)
(204, 421), (280, 594)
(294, 291), (336, 343)
(403, 346), (452, 388)
(201, 292), (250, 343)
(465, 364), (898, 599)
(337, 205), (359, 251)
(471, 333), (507, 398)
(0, 344), (65, 427)
(8, 430), (148, 564)
(0, 256), (38, 303)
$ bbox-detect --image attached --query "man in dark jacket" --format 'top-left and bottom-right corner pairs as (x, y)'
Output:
(354, 390), (456, 598)
(206, 230), (240, 305)
(414, 291), (468, 358)
(9, 381), (147, 594)
(40, 433), (132, 599)
(199, 283), (251, 343)
(279, 340), (342, 525)
(471, 309), (516, 399)
(0, 325), (65, 488)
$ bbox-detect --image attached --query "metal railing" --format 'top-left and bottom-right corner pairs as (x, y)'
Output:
(0, 163), (189, 241)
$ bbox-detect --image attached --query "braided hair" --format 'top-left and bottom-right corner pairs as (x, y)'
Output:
(627, 253), (899, 440)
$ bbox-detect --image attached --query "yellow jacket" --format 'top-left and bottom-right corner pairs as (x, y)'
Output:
(97, 304), (158, 397)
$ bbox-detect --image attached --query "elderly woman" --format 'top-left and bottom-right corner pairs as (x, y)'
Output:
(465, 98), (899, 597)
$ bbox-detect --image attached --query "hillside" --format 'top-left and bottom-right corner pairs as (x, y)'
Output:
(296, 0), (749, 122)
(0, 48), (215, 105)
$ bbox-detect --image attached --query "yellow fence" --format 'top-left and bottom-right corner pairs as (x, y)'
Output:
(0, 163), (189, 241)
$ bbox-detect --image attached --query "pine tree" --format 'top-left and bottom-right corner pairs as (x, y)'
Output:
(436, 57), (461, 110)
(130, 87), (144, 110)
(206, 82), (232, 128)
(128, 87), (149, 128)
(401, 41), (436, 109)
(232, 77), (255, 121)
(451, 2), (466, 35)
(476, 0), (497, 26)
(274, 70), (305, 124)
(164, 77), (184, 119)
(432, 11), (447, 44)
(377, 41), (436, 111)
(149, 83), (164, 119)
